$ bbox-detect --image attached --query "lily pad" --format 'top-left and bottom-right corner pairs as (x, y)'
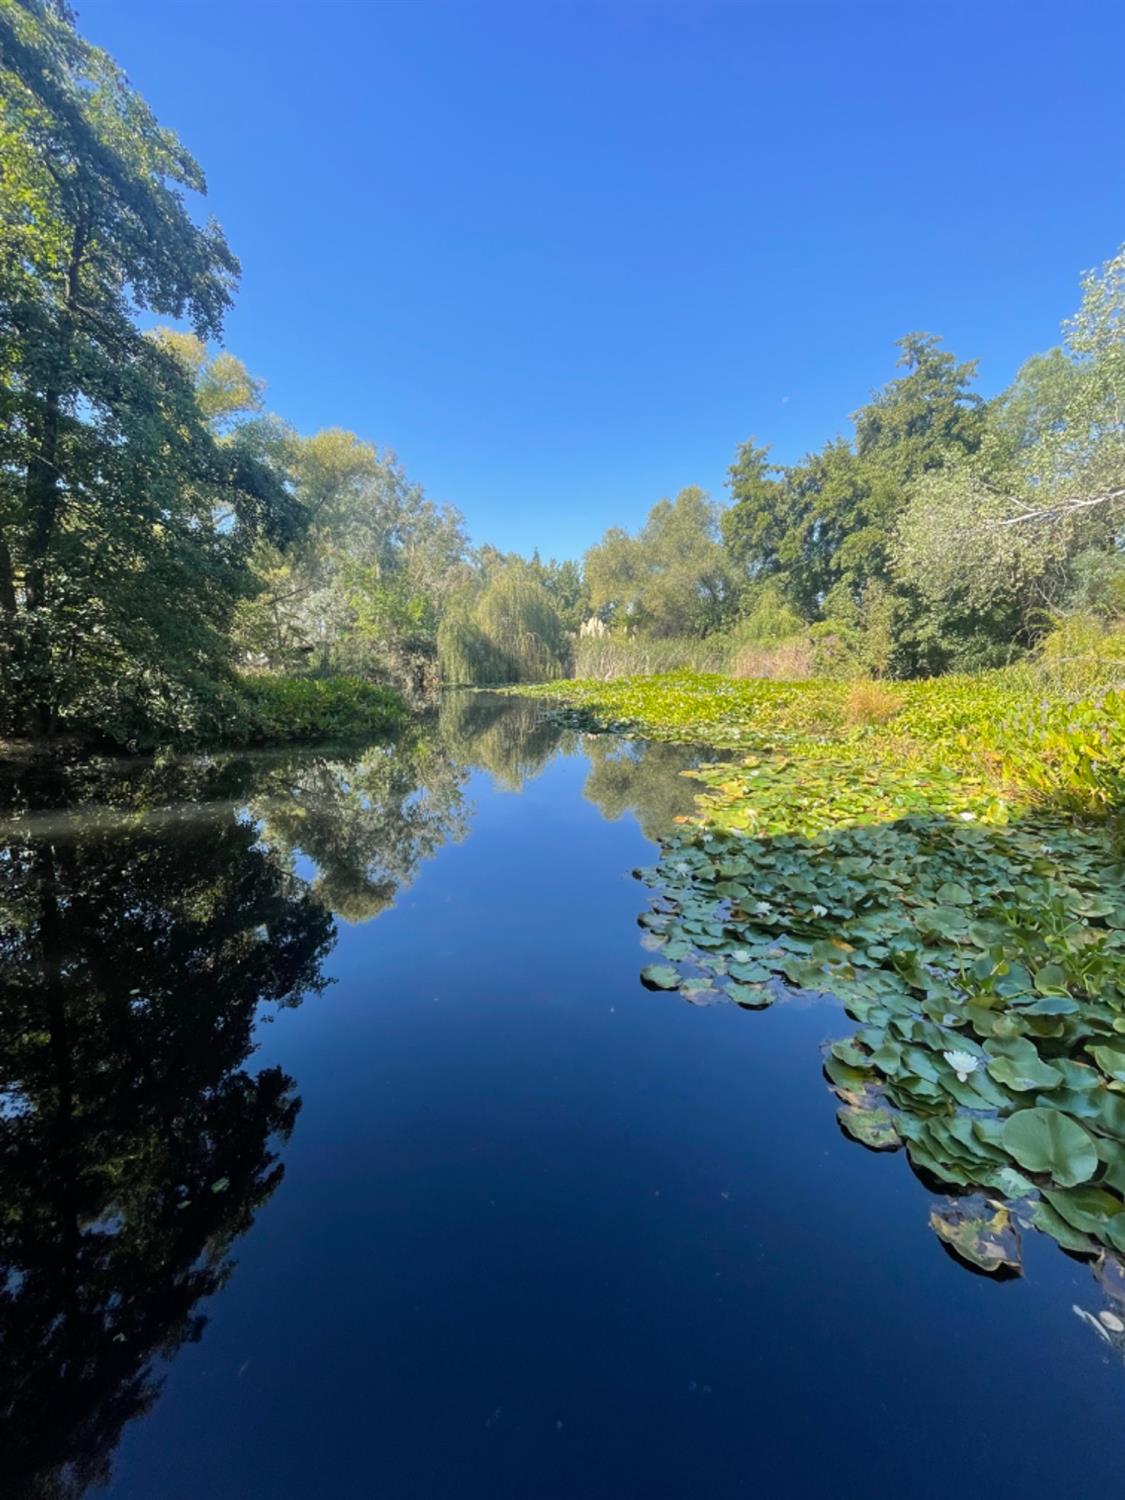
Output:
(640, 964), (680, 991)
(837, 1105), (901, 1151)
(930, 1196), (1022, 1274)
(1001, 1108), (1099, 1187)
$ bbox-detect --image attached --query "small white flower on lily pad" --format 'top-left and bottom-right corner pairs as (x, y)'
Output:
(958, 811), (977, 822)
(943, 1049), (979, 1082)
(811, 904), (828, 917)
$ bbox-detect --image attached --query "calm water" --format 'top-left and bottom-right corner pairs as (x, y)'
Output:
(1, 694), (1122, 1499)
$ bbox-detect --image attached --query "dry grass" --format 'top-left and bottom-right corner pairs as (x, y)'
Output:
(729, 638), (814, 681)
(844, 679), (905, 726)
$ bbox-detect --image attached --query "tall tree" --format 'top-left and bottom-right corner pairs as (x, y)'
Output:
(723, 334), (988, 670)
(894, 246), (1125, 624)
(235, 428), (470, 694)
(585, 486), (736, 637)
(0, 0), (303, 742)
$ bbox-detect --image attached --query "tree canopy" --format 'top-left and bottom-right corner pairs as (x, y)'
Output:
(0, 0), (306, 741)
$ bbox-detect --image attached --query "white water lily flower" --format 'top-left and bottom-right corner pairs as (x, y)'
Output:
(943, 1049), (979, 1082)
(811, 904), (828, 917)
(732, 949), (751, 962)
(958, 811), (977, 822)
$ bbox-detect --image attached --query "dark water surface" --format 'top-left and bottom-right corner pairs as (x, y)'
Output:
(2, 695), (1122, 1499)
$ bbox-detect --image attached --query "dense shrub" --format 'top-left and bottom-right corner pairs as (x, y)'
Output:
(1033, 613), (1125, 696)
(237, 675), (406, 744)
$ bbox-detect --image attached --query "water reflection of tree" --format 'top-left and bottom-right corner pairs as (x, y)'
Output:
(436, 692), (716, 843)
(436, 692), (571, 792)
(0, 767), (334, 1499)
(581, 738), (720, 842)
(252, 736), (470, 923)
(0, 730), (479, 1496)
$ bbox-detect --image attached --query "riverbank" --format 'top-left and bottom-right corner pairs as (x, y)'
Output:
(0, 675), (408, 761)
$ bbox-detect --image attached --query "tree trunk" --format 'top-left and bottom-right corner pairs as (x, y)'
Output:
(0, 530), (16, 614)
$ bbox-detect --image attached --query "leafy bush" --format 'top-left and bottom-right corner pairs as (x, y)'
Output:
(988, 693), (1125, 813)
(1034, 612), (1125, 696)
(237, 675), (406, 744)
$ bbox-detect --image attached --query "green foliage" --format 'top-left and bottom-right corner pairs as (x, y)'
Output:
(0, 1), (305, 744)
(893, 246), (1125, 631)
(1034, 612), (1125, 695)
(438, 562), (568, 685)
(514, 666), (1125, 817)
(237, 674), (405, 744)
(585, 486), (737, 637)
(728, 581), (806, 647)
(235, 427), (470, 696)
(723, 336), (985, 671)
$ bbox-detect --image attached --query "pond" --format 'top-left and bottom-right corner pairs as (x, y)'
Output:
(1, 693), (1122, 1499)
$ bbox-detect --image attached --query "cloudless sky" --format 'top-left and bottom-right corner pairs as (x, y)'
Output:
(82, 0), (1124, 559)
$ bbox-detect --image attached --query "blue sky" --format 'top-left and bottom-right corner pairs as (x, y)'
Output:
(83, 0), (1123, 559)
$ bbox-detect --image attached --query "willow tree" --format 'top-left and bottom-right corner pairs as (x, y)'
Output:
(0, 0), (303, 742)
(437, 561), (568, 685)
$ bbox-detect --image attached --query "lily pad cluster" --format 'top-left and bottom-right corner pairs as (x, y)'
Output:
(513, 669), (1125, 816)
(637, 805), (1125, 1270)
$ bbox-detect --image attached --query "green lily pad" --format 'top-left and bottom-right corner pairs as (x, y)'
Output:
(988, 1052), (1064, 1093)
(640, 964), (680, 991)
(1001, 1108), (1099, 1187)
(1041, 1185), (1125, 1238)
(1032, 1199), (1097, 1254)
(837, 1105), (901, 1151)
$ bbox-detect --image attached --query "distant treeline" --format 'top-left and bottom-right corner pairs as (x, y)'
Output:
(1, 1), (1121, 750)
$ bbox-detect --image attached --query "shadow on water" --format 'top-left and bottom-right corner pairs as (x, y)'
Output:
(0, 699), (706, 1497)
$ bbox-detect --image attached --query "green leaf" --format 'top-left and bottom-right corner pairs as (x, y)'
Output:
(837, 1105), (901, 1151)
(1032, 1199), (1097, 1254)
(1001, 1108), (1099, 1186)
(988, 1052), (1064, 1093)
(640, 964), (680, 990)
(935, 881), (972, 906)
